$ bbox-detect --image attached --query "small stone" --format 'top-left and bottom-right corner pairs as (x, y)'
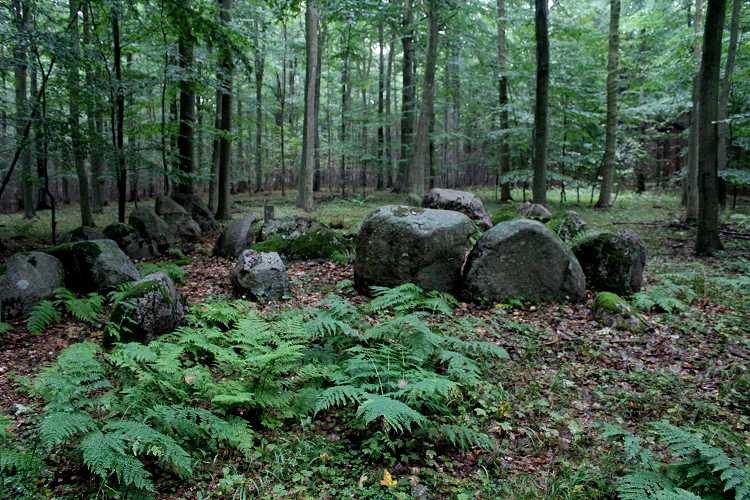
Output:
(231, 250), (290, 302)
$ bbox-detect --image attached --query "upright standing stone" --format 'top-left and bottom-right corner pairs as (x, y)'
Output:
(231, 250), (290, 301)
(572, 230), (647, 295)
(129, 207), (175, 253)
(214, 214), (260, 258)
(155, 196), (202, 241)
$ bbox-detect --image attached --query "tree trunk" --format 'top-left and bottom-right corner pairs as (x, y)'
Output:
(695, 0), (725, 255)
(717, 0), (741, 173)
(313, 26), (323, 192)
(377, 22), (385, 191)
(595, 0), (621, 208)
(340, 24), (351, 197)
(215, 0), (233, 220)
(83, 4), (104, 213)
(13, 0), (34, 219)
(496, 0), (511, 201)
(385, 33), (395, 189)
(685, 0), (704, 221)
(68, 0), (94, 226)
(397, 0), (415, 193)
(174, 12), (196, 198)
(532, 0), (549, 205)
(254, 18), (265, 193)
(298, 0), (319, 212)
(112, 0), (126, 222)
(410, 0), (439, 198)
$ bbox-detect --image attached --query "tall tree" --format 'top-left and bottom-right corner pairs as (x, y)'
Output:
(532, 0), (549, 205)
(13, 0), (33, 219)
(695, 0), (725, 255)
(253, 16), (265, 192)
(397, 0), (415, 193)
(339, 22), (351, 197)
(112, 0), (126, 222)
(410, 0), (439, 198)
(685, 0), (704, 221)
(173, 4), (196, 198)
(68, 0), (94, 226)
(377, 21), (385, 191)
(717, 0), (742, 173)
(298, 0), (319, 212)
(496, 0), (511, 201)
(595, 0), (621, 208)
(83, 3), (104, 213)
(215, 0), (233, 220)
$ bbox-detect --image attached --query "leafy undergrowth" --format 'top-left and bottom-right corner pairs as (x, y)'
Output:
(1, 191), (749, 498)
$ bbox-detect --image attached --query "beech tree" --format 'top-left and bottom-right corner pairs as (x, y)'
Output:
(532, 0), (550, 205)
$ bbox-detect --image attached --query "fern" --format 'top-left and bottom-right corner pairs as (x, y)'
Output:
(0, 322), (11, 335)
(369, 283), (457, 315)
(80, 431), (155, 492)
(313, 385), (364, 413)
(432, 424), (495, 451)
(356, 395), (426, 433)
(27, 300), (60, 335)
(39, 412), (97, 448)
(633, 280), (697, 313)
(54, 288), (103, 324)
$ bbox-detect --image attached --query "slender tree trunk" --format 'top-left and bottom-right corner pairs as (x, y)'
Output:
(112, 0), (126, 222)
(410, 0), (439, 198)
(717, 0), (742, 173)
(174, 11), (196, 197)
(377, 22), (386, 191)
(340, 24), (351, 197)
(313, 26), (323, 192)
(596, 0), (621, 208)
(397, 0), (415, 193)
(685, 0), (704, 221)
(83, 4), (104, 213)
(532, 0), (550, 205)
(13, 0), (34, 219)
(254, 18), (265, 193)
(496, 0), (511, 201)
(695, 0), (725, 255)
(298, 0), (319, 212)
(279, 20), (287, 195)
(385, 33), (394, 189)
(209, 84), (220, 210)
(68, 0), (94, 226)
(215, 0), (233, 220)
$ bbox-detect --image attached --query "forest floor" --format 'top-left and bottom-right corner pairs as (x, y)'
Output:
(0, 190), (749, 498)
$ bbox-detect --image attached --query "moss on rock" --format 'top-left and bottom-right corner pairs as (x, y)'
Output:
(592, 291), (645, 332)
(253, 229), (350, 260)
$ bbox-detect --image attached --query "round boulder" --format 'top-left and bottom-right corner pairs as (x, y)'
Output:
(571, 230), (646, 295)
(354, 206), (475, 294)
(549, 211), (587, 242)
(462, 219), (586, 303)
(423, 188), (492, 230)
(259, 216), (324, 242)
(155, 196), (201, 241)
(517, 202), (552, 223)
(103, 223), (159, 260)
(172, 193), (219, 233)
(0, 252), (65, 320)
(45, 239), (140, 294)
(59, 226), (107, 243)
(231, 250), (290, 302)
(214, 214), (260, 258)
(108, 272), (186, 344)
(129, 207), (175, 253)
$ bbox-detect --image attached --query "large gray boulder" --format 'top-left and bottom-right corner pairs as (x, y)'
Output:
(462, 219), (586, 303)
(571, 230), (646, 296)
(231, 250), (290, 301)
(517, 202), (552, 223)
(354, 206), (475, 294)
(172, 193), (219, 233)
(259, 216), (325, 242)
(422, 188), (492, 230)
(0, 252), (65, 320)
(155, 196), (201, 241)
(103, 223), (159, 260)
(108, 272), (185, 344)
(45, 239), (140, 294)
(129, 207), (175, 253)
(213, 214), (260, 258)
(59, 226), (107, 243)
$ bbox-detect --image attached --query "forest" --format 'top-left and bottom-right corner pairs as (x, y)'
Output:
(0, 0), (749, 497)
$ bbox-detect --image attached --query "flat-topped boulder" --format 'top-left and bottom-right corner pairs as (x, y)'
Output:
(214, 214), (260, 258)
(422, 188), (492, 230)
(572, 230), (646, 295)
(59, 226), (107, 243)
(354, 206), (475, 294)
(231, 250), (290, 302)
(462, 219), (586, 303)
(108, 272), (185, 344)
(44, 239), (140, 294)
(103, 223), (159, 260)
(0, 252), (65, 320)
(259, 216), (325, 242)
(155, 196), (202, 241)
(517, 202), (552, 223)
(129, 207), (175, 253)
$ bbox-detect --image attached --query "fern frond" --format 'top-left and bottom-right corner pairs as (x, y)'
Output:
(313, 385), (364, 413)
(617, 471), (678, 500)
(104, 420), (192, 477)
(356, 395), (425, 433)
(433, 424), (495, 451)
(80, 430), (155, 492)
(27, 300), (61, 334)
(39, 412), (98, 448)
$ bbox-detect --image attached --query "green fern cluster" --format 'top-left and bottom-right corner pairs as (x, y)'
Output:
(368, 283), (458, 315)
(0, 416), (43, 498)
(605, 421), (750, 500)
(138, 260), (189, 284)
(27, 287), (104, 334)
(632, 279), (697, 314)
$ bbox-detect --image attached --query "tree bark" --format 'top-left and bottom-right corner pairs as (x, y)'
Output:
(717, 0), (741, 173)
(410, 0), (439, 198)
(112, 0), (126, 222)
(532, 0), (549, 205)
(83, 3), (104, 213)
(68, 0), (94, 226)
(13, 0), (34, 219)
(253, 17), (265, 192)
(496, 0), (511, 201)
(340, 24), (351, 197)
(174, 10), (196, 198)
(596, 0), (621, 208)
(685, 0), (703, 221)
(397, 0), (415, 193)
(385, 33), (395, 189)
(377, 21), (386, 191)
(298, 0), (319, 212)
(695, 0), (725, 255)
(215, 0), (233, 220)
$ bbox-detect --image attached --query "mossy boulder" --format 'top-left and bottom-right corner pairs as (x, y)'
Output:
(572, 230), (646, 295)
(592, 292), (645, 332)
(0, 252), (65, 320)
(103, 223), (159, 260)
(253, 228), (348, 260)
(155, 196), (202, 242)
(108, 271), (186, 344)
(258, 216), (324, 242)
(491, 206), (519, 226)
(44, 239), (140, 294)
(231, 250), (290, 302)
(128, 207), (175, 253)
(461, 219), (586, 303)
(172, 193), (219, 233)
(214, 214), (261, 258)
(546, 211), (587, 242)
(517, 202), (552, 222)
(59, 226), (107, 243)
(422, 188), (492, 230)
(354, 205), (475, 294)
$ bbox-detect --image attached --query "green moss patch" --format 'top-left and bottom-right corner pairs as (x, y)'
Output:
(253, 229), (352, 261)
(491, 207), (518, 225)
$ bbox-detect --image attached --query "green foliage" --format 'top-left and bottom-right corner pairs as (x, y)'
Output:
(0, 415), (43, 499)
(253, 229), (351, 260)
(138, 261), (189, 284)
(491, 206), (518, 225)
(27, 300), (61, 335)
(632, 279), (697, 314)
(27, 288), (104, 334)
(0, 322), (11, 335)
(607, 422), (750, 500)
(368, 283), (458, 316)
